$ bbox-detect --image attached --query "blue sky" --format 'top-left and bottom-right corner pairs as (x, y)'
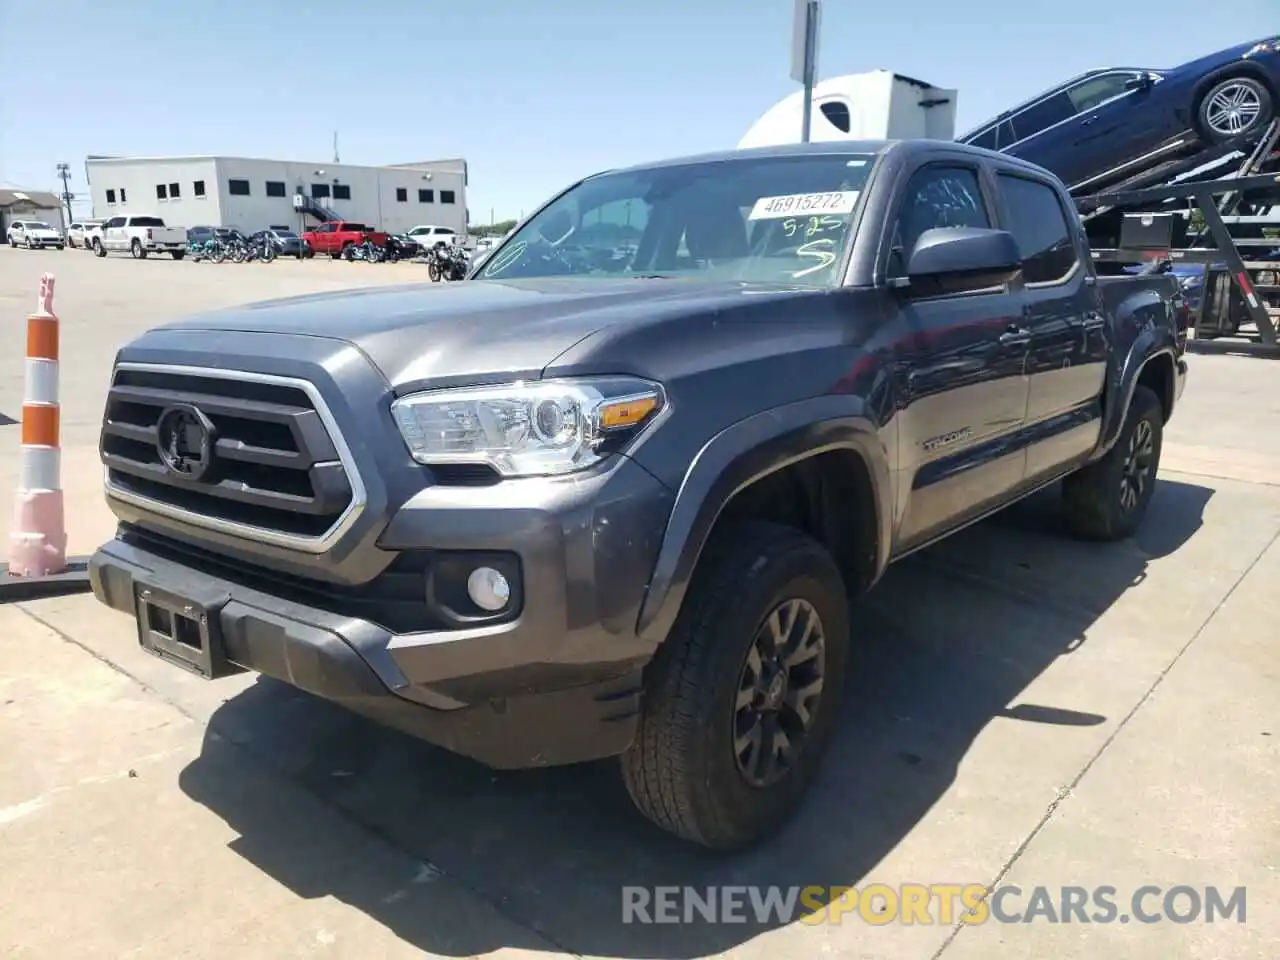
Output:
(0, 0), (1271, 222)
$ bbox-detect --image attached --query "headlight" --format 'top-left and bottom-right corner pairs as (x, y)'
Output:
(1245, 39), (1280, 57)
(391, 377), (665, 477)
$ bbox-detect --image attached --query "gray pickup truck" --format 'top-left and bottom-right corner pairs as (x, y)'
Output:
(90, 140), (1187, 850)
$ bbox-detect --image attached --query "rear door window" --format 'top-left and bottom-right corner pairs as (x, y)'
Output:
(996, 173), (1079, 284)
(1010, 92), (1076, 142)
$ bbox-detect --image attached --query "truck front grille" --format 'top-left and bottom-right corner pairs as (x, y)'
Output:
(101, 365), (363, 547)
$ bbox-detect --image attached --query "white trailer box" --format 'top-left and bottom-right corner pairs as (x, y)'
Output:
(739, 70), (957, 148)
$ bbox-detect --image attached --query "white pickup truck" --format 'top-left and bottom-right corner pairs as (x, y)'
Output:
(90, 215), (187, 259)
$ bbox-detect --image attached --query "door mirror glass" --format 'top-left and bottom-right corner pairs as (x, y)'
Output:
(904, 227), (1021, 296)
(1123, 74), (1153, 91)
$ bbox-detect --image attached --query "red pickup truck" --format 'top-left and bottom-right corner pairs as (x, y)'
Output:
(302, 221), (389, 259)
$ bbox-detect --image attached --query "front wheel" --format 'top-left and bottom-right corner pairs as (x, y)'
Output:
(1196, 76), (1273, 143)
(1062, 384), (1164, 541)
(621, 521), (850, 850)
(93, 238), (106, 257)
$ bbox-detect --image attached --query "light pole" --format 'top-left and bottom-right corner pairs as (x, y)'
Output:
(790, 0), (822, 143)
(55, 162), (73, 229)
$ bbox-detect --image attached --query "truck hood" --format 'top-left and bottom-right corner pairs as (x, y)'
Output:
(156, 277), (807, 388)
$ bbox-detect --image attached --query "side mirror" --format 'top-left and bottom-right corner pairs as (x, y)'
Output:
(901, 227), (1022, 295)
(1123, 73), (1153, 91)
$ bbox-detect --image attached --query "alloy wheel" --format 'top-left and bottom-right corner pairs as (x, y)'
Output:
(1205, 82), (1262, 137)
(733, 597), (826, 788)
(1119, 418), (1155, 512)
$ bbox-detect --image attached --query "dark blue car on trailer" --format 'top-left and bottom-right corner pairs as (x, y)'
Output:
(958, 37), (1280, 192)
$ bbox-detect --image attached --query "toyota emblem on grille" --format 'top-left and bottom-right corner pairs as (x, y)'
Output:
(156, 404), (216, 481)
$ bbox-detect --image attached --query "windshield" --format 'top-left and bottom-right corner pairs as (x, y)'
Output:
(480, 152), (877, 285)
(28, 221), (53, 230)
(273, 230), (298, 238)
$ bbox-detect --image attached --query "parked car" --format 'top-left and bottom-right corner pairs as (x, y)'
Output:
(89, 141), (1186, 850)
(302, 221), (390, 259)
(92, 215), (187, 259)
(66, 218), (105, 249)
(6, 220), (64, 250)
(406, 224), (459, 250)
(958, 36), (1280, 191)
(253, 227), (311, 257)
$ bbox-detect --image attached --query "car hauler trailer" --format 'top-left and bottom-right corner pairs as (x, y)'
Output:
(1076, 118), (1280, 347)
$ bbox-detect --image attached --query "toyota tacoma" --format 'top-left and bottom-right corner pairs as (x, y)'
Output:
(90, 140), (1188, 850)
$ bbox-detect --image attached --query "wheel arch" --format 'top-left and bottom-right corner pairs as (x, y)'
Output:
(635, 397), (894, 647)
(1190, 63), (1276, 137)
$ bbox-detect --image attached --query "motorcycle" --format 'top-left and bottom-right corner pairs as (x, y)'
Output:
(342, 235), (385, 262)
(428, 242), (469, 281)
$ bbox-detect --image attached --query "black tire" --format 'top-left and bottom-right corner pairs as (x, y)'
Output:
(622, 521), (850, 850)
(1195, 75), (1273, 144)
(55, 245), (64, 251)
(171, 250), (185, 260)
(93, 237), (106, 257)
(130, 238), (147, 259)
(1062, 384), (1163, 541)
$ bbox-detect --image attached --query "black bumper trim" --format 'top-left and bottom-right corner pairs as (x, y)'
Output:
(89, 540), (642, 769)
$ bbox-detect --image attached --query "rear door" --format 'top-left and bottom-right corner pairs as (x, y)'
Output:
(886, 160), (1032, 552)
(1000, 91), (1084, 183)
(994, 170), (1106, 480)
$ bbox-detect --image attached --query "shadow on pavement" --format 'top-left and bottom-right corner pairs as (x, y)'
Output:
(178, 478), (1212, 958)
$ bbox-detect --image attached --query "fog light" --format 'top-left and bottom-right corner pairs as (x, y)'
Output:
(467, 566), (510, 612)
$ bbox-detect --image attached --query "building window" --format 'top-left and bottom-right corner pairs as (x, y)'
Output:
(120, 188), (127, 202)
(418, 189), (434, 203)
(333, 184), (351, 201)
(169, 182), (181, 199)
(441, 190), (456, 204)
(311, 183), (330, 199)
(194, 180), (206, 197)
(106, 189), (116, 204)
(396, 187), (408, 202)
(156, 184), (168, 200)
(228, 179), (250, 196)
(265, 181), (286, 198)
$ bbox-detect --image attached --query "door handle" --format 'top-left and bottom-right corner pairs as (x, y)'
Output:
(999, 326), (1031, 347)
(1080, 115), (1097, 127)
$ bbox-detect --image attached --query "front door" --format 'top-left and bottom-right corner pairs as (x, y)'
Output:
(1064, 71), (1168, 188)
(994, 171), (1106, 481)
(887, 162), (1031, 553)
(104, 217), (127, 250)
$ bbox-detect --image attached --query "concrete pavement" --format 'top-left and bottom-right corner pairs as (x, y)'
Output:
(0, 248), (1276, 958)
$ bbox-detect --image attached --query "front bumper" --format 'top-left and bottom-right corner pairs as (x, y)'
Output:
(91, 534), (649, 768)
(92, 443), (676, 768)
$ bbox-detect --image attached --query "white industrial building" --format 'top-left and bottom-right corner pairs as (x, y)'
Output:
(84, 155), (468, 235)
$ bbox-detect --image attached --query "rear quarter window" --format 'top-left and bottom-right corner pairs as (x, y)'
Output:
(996, 173), (1078, 284)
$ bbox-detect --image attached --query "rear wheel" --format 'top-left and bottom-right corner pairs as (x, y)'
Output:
(621, 521), (850, 850)
(171, 250), (185, 260)
(1062, 384), (1163, 541)
(130, 238), (147, 259)
(1196, 76), (1273, 143)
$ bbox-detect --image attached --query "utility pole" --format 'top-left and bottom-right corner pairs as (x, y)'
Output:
(55, 162), (73, 228)
(790, 0), (822, 143)
(333, 130), (339, 164)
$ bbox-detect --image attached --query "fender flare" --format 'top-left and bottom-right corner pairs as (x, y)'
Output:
(1095, 330), (1178, 457)
(635, 395), (893, 646)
